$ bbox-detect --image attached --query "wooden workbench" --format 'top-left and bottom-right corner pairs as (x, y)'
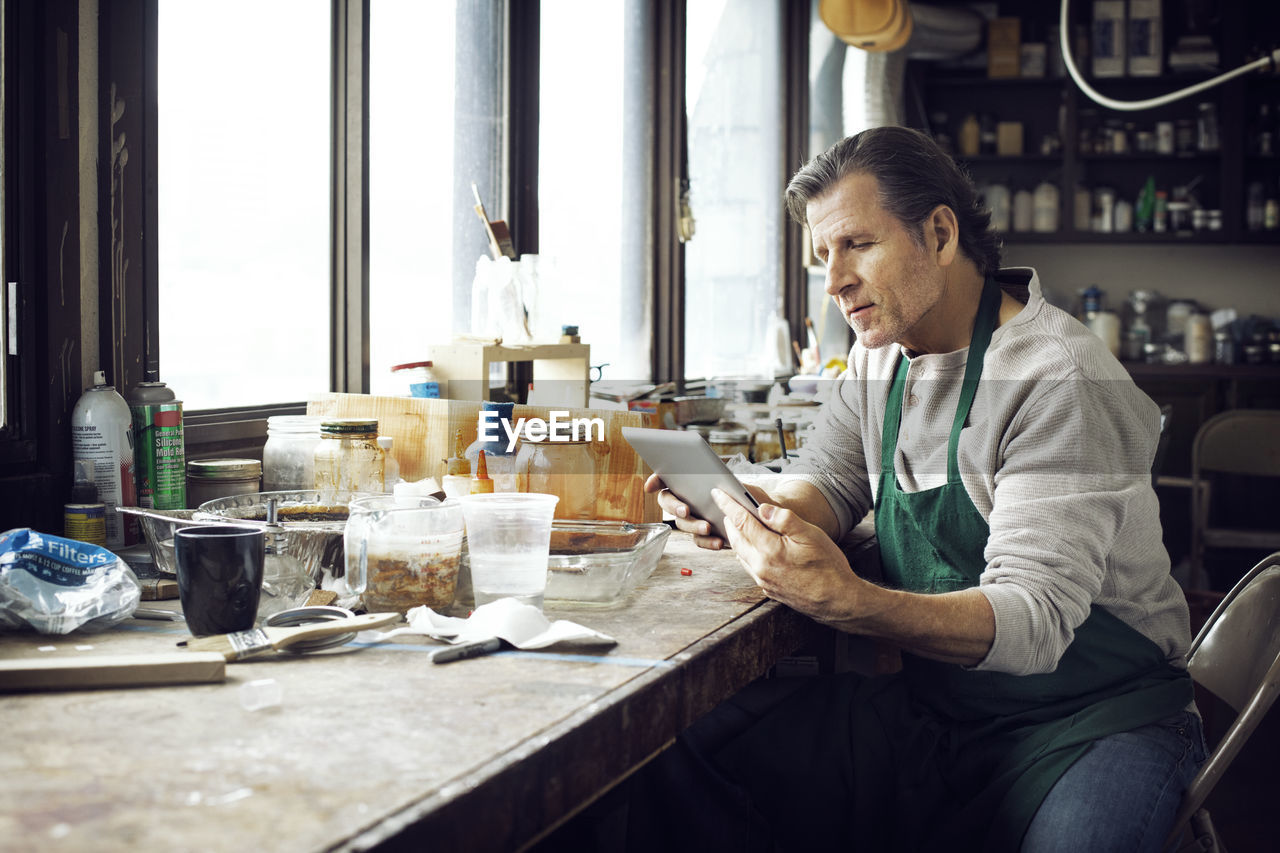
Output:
(0, 534), (830, 852)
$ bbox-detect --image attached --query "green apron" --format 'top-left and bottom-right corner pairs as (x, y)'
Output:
(872, 278), (1193, 850)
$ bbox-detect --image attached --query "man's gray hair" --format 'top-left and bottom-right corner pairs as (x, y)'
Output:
(785, 126), (1003, 276)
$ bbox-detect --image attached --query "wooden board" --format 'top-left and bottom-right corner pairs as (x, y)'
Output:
(308, 393), (660, 522)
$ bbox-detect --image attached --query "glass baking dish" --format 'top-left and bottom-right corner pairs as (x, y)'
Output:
(543, 520), (671, 606)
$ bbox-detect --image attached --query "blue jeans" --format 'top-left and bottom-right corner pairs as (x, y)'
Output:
(1021, 710), (1208, 853)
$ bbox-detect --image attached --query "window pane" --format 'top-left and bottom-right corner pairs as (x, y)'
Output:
(369, 0), (505, 397)
(538, 0), (652, 386)
(684, 0), (783, 380)
(158, 1), (330, 410)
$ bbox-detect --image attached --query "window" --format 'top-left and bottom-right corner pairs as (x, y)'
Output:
(683, 0), (785, 381)
(157, 1), (331, 410)
(368, 0), (506, 396)
(537, 0), (653, 385)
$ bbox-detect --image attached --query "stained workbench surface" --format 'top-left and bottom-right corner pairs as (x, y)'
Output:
(0, 533), (826, 852)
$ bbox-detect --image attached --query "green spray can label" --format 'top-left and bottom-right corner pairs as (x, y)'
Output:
(129, 382), (187, 510)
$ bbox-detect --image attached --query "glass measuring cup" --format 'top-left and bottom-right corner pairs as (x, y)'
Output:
(344, 495), (465, 613)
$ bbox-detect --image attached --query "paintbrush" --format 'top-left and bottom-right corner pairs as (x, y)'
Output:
(176, 612), (400, 661)
(805, 316), (822, 364)
(471, 182), (516, 260)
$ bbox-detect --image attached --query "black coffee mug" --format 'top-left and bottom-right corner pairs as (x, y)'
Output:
(175, 525), (265, 637)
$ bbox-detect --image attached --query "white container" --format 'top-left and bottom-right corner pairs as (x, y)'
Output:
(377, 436), (401, 489)
(1087, 310), (1122, 359)
(389, 361), (440, 399)
(71, 372), (137, 547)
(1012, 189), (1034, 232)
(985, 183), (1011, 232)
(263, 415), (322, 492)
(1032, 181), (1059, 233)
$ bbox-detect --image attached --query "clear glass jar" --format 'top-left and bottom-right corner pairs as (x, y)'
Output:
(186, 458), (263, 508)
(314, 419), (385, 493)
(708, 428), (751, 462)
(751, 419), (783, 464)
(518, 437), (597, 520)
(263, 415), (322, 491)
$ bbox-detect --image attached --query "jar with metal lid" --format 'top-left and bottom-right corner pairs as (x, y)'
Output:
(1186, 313), (1213, 364)
(314, 419), (385, 493)
(263, 415), (322, 491)
(708, 427), (751, 462)
(517, 435), (597, 520)
(186, 458), (263, 508)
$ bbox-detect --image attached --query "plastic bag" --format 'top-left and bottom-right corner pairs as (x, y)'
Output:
(0, 528), (141, 634)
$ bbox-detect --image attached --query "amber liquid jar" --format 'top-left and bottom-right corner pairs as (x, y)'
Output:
(314, 419), (385, 493)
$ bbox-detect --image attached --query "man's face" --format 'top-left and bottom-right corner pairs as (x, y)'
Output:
(806, 172), (946, 352)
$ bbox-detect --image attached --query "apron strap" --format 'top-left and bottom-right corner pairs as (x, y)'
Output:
(947, 278), (1002, 483)
(880, 355), (911, 475)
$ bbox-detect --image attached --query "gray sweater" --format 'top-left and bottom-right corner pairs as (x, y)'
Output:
(788, 267), (1191, 676)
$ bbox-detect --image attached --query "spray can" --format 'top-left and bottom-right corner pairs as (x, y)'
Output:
(70, 371), (138, 547)
(128, 381), (187, 509)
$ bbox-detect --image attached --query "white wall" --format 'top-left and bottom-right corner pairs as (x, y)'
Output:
(1002, 242), (1280, 319)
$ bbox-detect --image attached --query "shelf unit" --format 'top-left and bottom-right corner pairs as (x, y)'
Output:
(905, 2), (1280, 245)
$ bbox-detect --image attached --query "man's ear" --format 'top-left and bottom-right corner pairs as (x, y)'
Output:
(928, 205), (960, 266)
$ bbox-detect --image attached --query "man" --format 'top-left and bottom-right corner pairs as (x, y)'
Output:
(639, 127), (1204, 852)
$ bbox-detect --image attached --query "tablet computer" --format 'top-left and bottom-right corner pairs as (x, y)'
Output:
(622, 426), (764, 541)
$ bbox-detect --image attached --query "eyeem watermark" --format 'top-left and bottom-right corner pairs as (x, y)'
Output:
(478, 410), (605, 453)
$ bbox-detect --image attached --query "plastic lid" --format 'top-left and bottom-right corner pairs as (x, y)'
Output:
(186, 458), (263, 480)
(267, 415), (322, 433)
(376, 436), (394, 450)
(320, 418), (379, 435)
(390, 361), (433, 372)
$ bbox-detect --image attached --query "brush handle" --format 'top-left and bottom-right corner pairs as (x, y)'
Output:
(266, 611), (401, 652)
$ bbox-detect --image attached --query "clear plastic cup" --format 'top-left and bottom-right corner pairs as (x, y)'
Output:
(457, 493), (559, 609)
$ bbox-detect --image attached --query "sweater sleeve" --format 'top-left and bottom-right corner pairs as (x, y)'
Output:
(973, 371), (1160, 675)
(783, 374), (874, 539)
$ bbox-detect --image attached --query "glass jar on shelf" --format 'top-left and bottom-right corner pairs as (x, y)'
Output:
(262, 415), (322, 491)
(314, 419), (385, 493)
(518, 436), (597, 520)
(751, 418), (786, 464)
(708, 427), (751, 462)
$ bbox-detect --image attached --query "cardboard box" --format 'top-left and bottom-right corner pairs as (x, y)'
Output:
(1020, 42), (1047, 78)
(987, 18), (1021, 78)
(1092, 0), (1126, 78)
(1127, 0), (1162, 76)
(997, 122), (1024, 156)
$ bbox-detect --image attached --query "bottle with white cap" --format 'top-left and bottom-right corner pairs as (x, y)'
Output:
(70, 371), (138, 547)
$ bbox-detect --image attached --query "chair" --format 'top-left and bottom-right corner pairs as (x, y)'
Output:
(1188, 409), (1280, 591)
(1164, 551), (1280, 853)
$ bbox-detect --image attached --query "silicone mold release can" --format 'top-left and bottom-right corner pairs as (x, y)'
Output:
(129, 381), (187, 510)
(70, 372), (138, 547)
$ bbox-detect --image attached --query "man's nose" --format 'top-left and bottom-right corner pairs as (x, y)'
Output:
(824, 254), (855, 296)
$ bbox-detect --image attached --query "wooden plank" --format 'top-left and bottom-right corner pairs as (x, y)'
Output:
(307, 393), (660, 522)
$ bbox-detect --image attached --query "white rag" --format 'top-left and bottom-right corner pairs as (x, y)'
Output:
(359, 596), (616, 650)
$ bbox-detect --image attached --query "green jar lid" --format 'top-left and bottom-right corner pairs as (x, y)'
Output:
(320, 418), (379, 436)
(186, 458), (263, 480)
